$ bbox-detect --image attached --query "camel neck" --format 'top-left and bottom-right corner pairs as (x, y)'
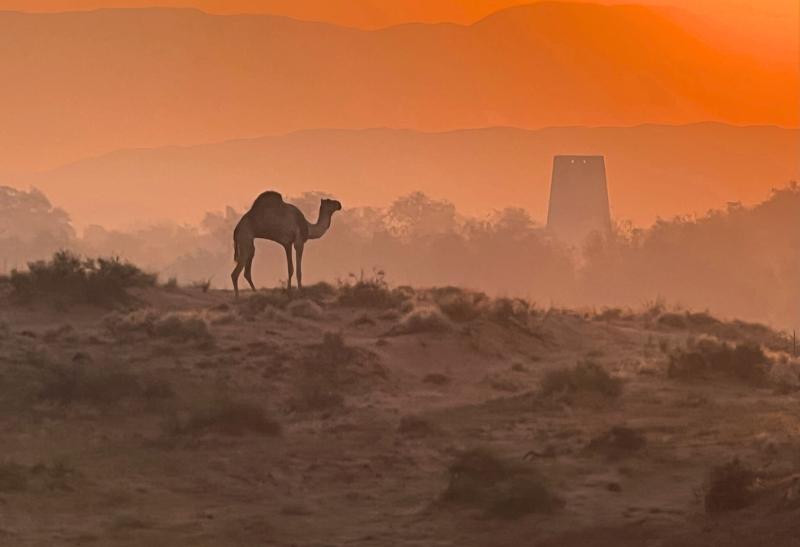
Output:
(308, 208), (333, 240)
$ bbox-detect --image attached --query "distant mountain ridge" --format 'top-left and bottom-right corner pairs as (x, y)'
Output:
(13, 123), (799, 229)
(0, 3), (796, 172)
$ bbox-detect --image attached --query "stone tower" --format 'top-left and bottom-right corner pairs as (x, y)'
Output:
(546, 155), (611, 242)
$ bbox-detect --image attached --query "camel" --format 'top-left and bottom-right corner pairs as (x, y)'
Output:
(231, 191), (341, 298)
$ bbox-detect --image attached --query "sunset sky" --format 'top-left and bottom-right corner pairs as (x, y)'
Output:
(1, 1), (797, 228)
(3, 1), (795, 65)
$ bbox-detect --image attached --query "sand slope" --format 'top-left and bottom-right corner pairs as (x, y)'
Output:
(0, 285), (798, 546)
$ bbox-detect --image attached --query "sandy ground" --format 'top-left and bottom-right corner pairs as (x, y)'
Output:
(0, 286), (799, 547)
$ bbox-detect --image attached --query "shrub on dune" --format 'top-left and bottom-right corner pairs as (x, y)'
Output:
(9, 251), (156, 307)
(540, 360), (623, 400)
(442, 448), (563, 518)
(390, 306), (451, 335)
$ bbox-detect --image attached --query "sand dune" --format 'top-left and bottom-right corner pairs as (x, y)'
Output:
(0, 279), (798, 546)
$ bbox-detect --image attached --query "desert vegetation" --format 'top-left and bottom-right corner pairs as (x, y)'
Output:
(0, 254), (798, 546)
(2, 184), (798, 329)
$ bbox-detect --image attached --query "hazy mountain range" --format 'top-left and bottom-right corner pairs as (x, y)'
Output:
(1, 3), (796, 172)
(14, 123), (799, 229)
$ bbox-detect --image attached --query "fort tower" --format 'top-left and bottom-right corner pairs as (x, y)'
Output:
(546, 155), (611, 242)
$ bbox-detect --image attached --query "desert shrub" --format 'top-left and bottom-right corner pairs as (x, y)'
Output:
(595, 307), (625, 321)
(585, 426), (646, 458)
(337, 270), (409, 309)
(287, 332), (355, 412)
(301, 281), (336, 301)
(152, 313), (211, 341)
(237, 289), (290, 315)
(658, 311), (721, 329)
(540, 360), (623, 400)
(105, 309), (212, 342)
(704, 459), (757, 513)
(173, 399), (280, 436)
(490, 297), (531, 324)
(442, 448), (562, 518)
(432, 287), (489, 322)
(9, 251), (156, 307)
(286, 298), (323, 319)
(390, 306), (451, 335)
(38, 362), (174, 406)
(668, 338), (769, 384)
(162, 277), (179, 290)
(39, 363), (142, 405)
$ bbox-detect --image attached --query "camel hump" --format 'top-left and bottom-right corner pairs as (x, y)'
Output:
(251, 191), (284, 211)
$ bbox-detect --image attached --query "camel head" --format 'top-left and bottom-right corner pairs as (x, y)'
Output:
(320, 198), (342, 215)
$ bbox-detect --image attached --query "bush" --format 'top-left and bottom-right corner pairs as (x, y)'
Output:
(390, 306), (451, 335)
(287, 332), (355, 412)
(432, 287), (488, 322)
(286, 298), (323, 319)
(337, 270), (410, 309)
(490, 298), (532, 326)
(301, 281), (337, 301)
(40, 364), (141, 405)
(38, 362), (174, 406)
(442, 448), (562, 518)
(236, 289), (290, 315)
(540, 360), (623, 400)
(658, 311), (721, 330)
(9, 251), (156, 307)
(105, 310), (212, 342)
(668, 338), (770, 384)
(585, 426), (646, 458)
(704, 459), (757, 513)
(172, 399), (280, 436)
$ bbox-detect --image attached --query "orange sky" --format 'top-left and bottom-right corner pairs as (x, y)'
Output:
(0, 0), (797, 228)
(3, 0), (795, 62)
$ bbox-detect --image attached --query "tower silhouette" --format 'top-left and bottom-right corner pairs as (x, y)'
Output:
(546, 155), (611, 242)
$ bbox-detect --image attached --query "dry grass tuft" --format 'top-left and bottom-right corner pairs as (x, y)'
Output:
(704, 459), (757, 513)
(668, 338), (770, 384)
(287, 332), (358, 412)
(337, 270), (410, 309)
(442, 448), (562, 518)
(171, 399), (280, 436)
(390, 306), (451, 335)
(585, 426), (647, 458)
(540, 360), (623, 401)
(38, 362), (174, 406)
(105, 309), (213, 343)
(286, 298), (323, 319)
(432, 287), (489, 322)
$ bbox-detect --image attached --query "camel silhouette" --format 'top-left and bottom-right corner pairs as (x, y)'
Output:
(231, 191), (341, 297)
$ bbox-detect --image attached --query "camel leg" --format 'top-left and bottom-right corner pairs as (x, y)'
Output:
(231, 239), (254, 299)
(231, 261), (244, 299)
(294, 242), (304, 291)
(284, 244), (294, 292)
(244, 254), (257, 292)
